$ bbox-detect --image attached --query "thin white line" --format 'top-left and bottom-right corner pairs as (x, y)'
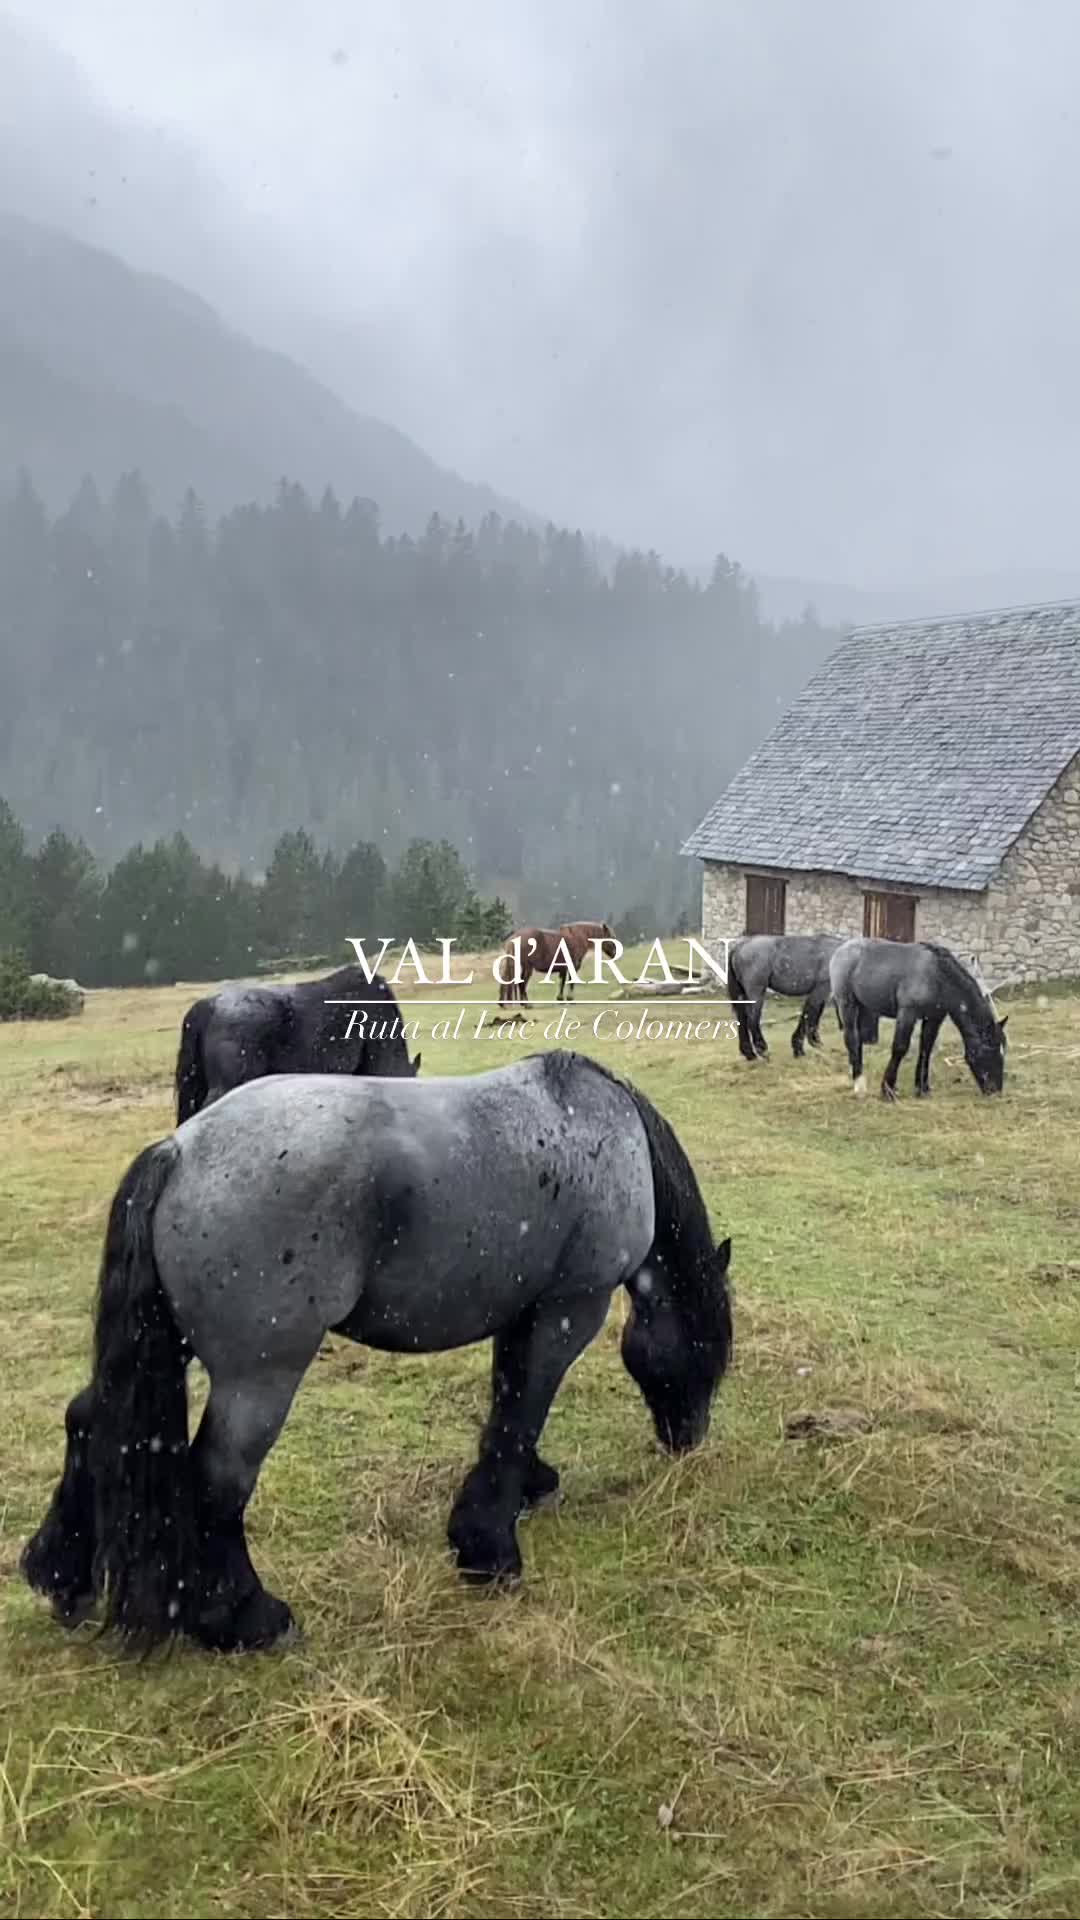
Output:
(324, 997), (746, 1007)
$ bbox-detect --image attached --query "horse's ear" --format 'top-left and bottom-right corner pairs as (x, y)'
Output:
(711, 1237), (731, 1279)
(412, 1052), (422, 1074)
(999, 1015), (1008, 1032)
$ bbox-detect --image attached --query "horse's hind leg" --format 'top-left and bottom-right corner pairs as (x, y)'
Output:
(915, 1013), (944, 1096)
(449, 1292), (609, 1583)
(750, 996), (769, 1058)
(837, 992), (865, 1093)
(21, 1385), (99, 1626)
(732, 999), (757, 1063)
(881, 1010), (917, 1101)
(188, 1368), (306, 1651)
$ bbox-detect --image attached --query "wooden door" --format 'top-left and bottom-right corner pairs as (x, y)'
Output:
(745, 873), (787, 936)
(863, 891), (916, 942)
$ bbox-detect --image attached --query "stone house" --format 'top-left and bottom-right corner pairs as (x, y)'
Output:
(681, 601), (1080, 982)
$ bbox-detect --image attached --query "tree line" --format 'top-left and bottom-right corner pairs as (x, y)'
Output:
(0, 470), (839, 933)
(0, 796), (509, 989)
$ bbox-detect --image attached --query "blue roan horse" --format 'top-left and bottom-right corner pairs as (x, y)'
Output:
(728, 934), (847, 1061)
(830, 938), (1007, 1099)
(23, 1052), (732, 1652)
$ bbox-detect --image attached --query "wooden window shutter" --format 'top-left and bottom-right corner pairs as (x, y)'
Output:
(745, 874), (787, 936)
(863, 891), (916, 942)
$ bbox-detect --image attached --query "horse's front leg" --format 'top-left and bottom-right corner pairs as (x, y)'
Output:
(881, 1010), (917, 1100)
(804, 986), (830, 1050)
(914, 1012), (944, 1096)
(448, 1292), (609, 1583)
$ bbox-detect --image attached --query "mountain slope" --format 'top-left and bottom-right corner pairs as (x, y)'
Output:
(0, 211), (537, 528)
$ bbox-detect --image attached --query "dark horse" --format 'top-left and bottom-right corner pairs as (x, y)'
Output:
(23, 1051), (732, 1652)
(830, 937), (1007, 1100)
(175, 966), (419, 1122)
(728, 934), (847, 1061)
(497, 922), (618, 1008)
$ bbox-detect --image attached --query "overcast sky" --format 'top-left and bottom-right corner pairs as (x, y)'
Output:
(3, 0), (1080, 585)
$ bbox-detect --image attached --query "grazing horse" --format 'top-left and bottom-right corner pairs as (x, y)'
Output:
(727, 933), (846, 1061)
(175, 966), (419, 1122)
(497, 921), (618, 1007)
(830, 937), (1007, 1100)
(22, 1051), (733, 1652)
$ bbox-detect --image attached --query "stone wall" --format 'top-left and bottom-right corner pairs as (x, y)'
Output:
(700, 751), (1080, 982)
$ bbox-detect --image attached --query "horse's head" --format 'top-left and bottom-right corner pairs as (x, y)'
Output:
(964, 1012), (1007, 1094)
(621, 1238), (732, 1452)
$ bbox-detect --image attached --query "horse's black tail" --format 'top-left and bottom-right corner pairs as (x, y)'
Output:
(89, 1138), (197, 1644)
(175, 1001), (209, 1124)
(726, 948), (756, 1062)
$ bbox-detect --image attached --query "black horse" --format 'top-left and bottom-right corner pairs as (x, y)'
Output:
(23, 1051), (733, 1653)
(830, 937), (1007, 1100)
(728, 933), (848, 1060)
(175, 966), (419, 1121)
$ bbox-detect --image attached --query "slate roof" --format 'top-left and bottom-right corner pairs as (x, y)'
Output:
(682, 600), (1080, 891)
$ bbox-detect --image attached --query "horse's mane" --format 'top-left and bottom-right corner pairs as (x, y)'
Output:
(533, 1050), (717, 1287)
(300, 966), (397, 999)
(920, 944), (998, 1034)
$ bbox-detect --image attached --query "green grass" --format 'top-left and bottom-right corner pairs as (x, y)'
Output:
(2, 958), (1080, 1917)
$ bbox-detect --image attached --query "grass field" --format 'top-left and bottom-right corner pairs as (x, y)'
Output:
(2, 955), (1080, 1919)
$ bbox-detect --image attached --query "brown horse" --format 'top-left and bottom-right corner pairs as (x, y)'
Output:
(497, 921), (617, 1007)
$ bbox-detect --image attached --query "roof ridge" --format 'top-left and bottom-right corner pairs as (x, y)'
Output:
(848, 594), (1080, 639)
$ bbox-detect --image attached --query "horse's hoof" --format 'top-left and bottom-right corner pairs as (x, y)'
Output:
(458, 1560), (523, 1591)
(452, 1537), (523, 1585)
(853, 1074), (867, 1098)
(880, 1083), (897, 1102)
(520, 1491), (560, 1520)
(520, 1458), (561, 1515)
(52, 1590), (97, 1629)
(193, 1588), (297, 1653)
(448, 1511), (523, 1585)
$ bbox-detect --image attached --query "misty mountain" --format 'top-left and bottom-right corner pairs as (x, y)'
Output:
(0, 473), (840, 926)
(0, 212), (536, 531)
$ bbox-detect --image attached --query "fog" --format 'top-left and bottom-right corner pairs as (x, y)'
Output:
(3, 0), (1080, 586)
